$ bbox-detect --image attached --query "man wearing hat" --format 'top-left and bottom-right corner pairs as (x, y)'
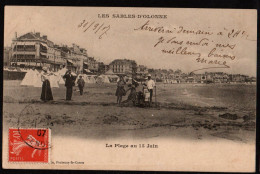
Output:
(77, 75), (85, 95)
(146, 74), (156, 105)
(63, 70), (76, 100)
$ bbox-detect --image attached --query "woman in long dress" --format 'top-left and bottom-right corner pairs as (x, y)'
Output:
(40, 68), (53, 101)
(122, 83), (138, 106)
(115, 76), (126, 104)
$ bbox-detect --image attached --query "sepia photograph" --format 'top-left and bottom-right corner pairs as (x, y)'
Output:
(2, 6), (257, 172)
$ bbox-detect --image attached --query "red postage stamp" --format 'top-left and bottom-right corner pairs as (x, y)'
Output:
(9, 128), (50, 163)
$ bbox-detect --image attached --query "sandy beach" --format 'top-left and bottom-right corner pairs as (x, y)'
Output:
(3, 81), (256, 142)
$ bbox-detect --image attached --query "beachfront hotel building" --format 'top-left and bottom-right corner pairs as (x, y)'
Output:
(11, 32), (65, 70)
(10, 32), (96, 73)
(109, 59), (137, 75)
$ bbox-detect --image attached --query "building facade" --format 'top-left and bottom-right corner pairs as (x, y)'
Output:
(11, 32), (59, 69)
(109, 59), (137, 75)
(10, 32), (93, 73)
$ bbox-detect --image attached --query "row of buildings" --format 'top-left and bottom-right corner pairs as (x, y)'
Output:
(3, 32), (149, 76)
(4, 32), (149, 76)
(4, 32), (100, 73)
(147, 70), (256, 84)
(107, 61), (256, 84)
(4, 31), (256, 83)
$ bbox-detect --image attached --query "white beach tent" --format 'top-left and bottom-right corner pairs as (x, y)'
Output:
(57, 74), (65, 85)
(20, 69), (33, 86)
(21, 69), (40, 86)
(33, 70), (43, 87)
(57, 67), (67, 76)
(75, 74), (90, 86)
(103, 75), (110, 83)
(21, 69), (61, 88)
(83, 74), (89, 83)
(97, 75), (110, 83)
(59, 77), (65, 85)
(172, 80), (178, 84)
(107, 74), (118, 83)
(88, 75), (96, 83)
(85, 76), (92, 84)
(49, 74), (60, 88)
(54, 71), (65, 85)
(96, 76), (102, 84)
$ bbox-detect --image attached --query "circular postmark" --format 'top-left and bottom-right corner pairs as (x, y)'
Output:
(16, 104), (51, 150)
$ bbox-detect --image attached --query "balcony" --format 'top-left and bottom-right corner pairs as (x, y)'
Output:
(14, 49), (36, 52)
(13, 51), (36, 55)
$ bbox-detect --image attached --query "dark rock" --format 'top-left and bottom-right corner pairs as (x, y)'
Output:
(219, 113), (238, 120)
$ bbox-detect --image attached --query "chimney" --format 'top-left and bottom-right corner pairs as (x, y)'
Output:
(43, 35), (47, 40)
(35, 32), (40, 37)
(15, 32), (17, 39)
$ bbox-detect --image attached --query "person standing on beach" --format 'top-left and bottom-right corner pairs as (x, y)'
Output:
(63, 70), (76, 100)
(77, 75), (85, 95)
(122, 82), (138, 106)
(115, 76), (126, 104)
(146, 74), (156, 105)
(40, 67), (53, 101)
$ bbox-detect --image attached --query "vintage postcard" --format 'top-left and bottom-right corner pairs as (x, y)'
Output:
(2, 6), (257, 172)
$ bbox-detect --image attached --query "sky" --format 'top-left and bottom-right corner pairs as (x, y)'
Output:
(4, 6), (257, 76)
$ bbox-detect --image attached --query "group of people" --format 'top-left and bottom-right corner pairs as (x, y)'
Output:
(115, 74), (156, 106)
(41, 69), (85, 101)
(40, 67), (156, 106)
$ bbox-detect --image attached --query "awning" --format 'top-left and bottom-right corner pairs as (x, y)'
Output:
(18, 52), (36, 55)
(17, 62), (26, 65)
(83, 62), (88, 65)
(16, 62), (37, 66)
(29, 62), (37, 66)
(40, 52), (47, 55)
(67, 59), (73, 64)
(40, 43), (48, 48)
(40, 53), (47, 57)
(54, 61), (65, 65)
(22, 42), (36, 46)
(84, 69), (92, 73)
